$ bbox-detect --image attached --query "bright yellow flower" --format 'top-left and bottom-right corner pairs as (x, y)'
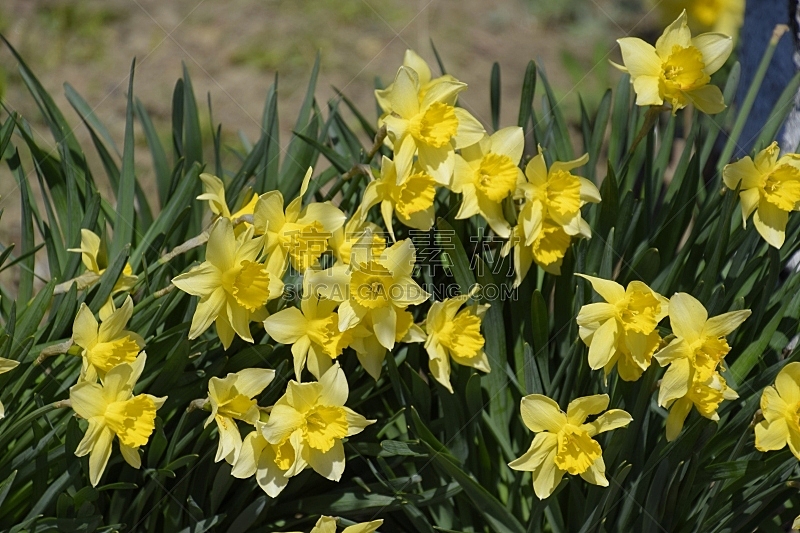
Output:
(451, 127), (525, 238)
(423, 289), (491, 393)
(231, 420), (296, 498)
(264, 282), (354, 380)
(360, 156), (437, 241)
(70, 355), (165, 486)
(307, 516), (384, 533)
(755, 362), (800, 458)
(261, 364), (375, 482)
(172, 218), (284, 349)
(375, 49), (455, 114)
(502, 149), (600, 282)
(0, 357), (20, 418)
(378, 63), (484, 185)
(576, 275), (669, 382)
(663, 370), (737, 441)
(309, 236), (429, 351)
(349, 308), (425, 380)
(72, 296), (144, 382)
(330, 207), (386, 266)
(508, 394), (631, 499)
(198, 172), (258, 223)
(654, 292), (749, 440)
(614, 10), (732, 114)
(205, 367), (275, 464)
(723, 141), (800, 248)
(69, 228), (138, 318)
(253, 167), (346, 276)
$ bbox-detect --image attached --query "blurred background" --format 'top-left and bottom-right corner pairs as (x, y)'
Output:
(0, 0), (746, 285)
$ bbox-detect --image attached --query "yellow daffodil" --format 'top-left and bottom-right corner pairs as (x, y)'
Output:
(576, 275), (669, 381)
(261, 364), (375, 482)
(654, 292), (750, 440)
(350, 308), (425, 380)
(502, 150), (600, 281)
(723, 141), (800, 248)
(375, 49), (455, 114)
(253, 167), (346, 276)
(360, 156), (437, 241)
(69, 229), (138, 318)
(0, 357), (20, 418)
(378, 65), (484, 185)
(614, 10), (733, 114)
(264, 283), (354, 380)
(663, 370), (737, 441)
(306, 516), (384, 533)
(451, 127), (525, 238)
(508, 394), (632, 499)
(423, 289), (491, 393)
(755, 363), (800, 458)
(310, 237), (429, 351)
(330, 207), (386, 266)
(231, 420), (296, 498)
(71, 296), (144, 382)
(70, 355), (165, 486)
(172, 218), (284, 350)
(198, 172), (258, 223)
(205, 367), (275, 464)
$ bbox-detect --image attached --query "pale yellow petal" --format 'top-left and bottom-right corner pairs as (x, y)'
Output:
(668, 292), (707, 343)
(587, 409), (632, 436)
(775, 362), (800, 405)
(489, 126), (525, 164)
(665, 396), (693, 442)
(88, 426), (114, 487)
(264, 307), (309, 344)
(579, 455), (608, 487)
(72, 303), (99, 349)
(703, 309), (751, 338)
(520, 394), (566, 433)
(633, 76), (663, 106)
(691, 33), (733, 75)
(566, 394), (609, 425)
(686, 85), (726, 115)
(753, 200), (788, 248)
(576, 274), (625, 304)
(587, 318), (618, 370)
(658, 358), (692, 406)
(617, 38), (662, 78)
(655, 11), (692, 59)
(754, 418), (789, 452)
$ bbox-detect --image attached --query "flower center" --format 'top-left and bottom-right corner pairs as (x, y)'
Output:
(617, 289), (661, 334)
(532, 220), (571, 266)
(543, 170), (581, 217)
(217, 392), (258, 421)
(762, 164), (800, 211)
(554, 424), (601, 475)
(88, 336), (140, 373)
(272, 438), (296, 471)
(686, 376), (726, 417)
(351, 264), (392, 309)
(409, 102), (459, 148)
(231, 260), (272, 311)
(438, 308), (484, 360)
(475, 153), (518, 202)
(690, 336), (730, 381)
(280, 221), (329, 271)
(307, 315), (351, 358)
(304, 405), (348, 452)
(391, 171), (437, 218)
(105, 395), (158, 448)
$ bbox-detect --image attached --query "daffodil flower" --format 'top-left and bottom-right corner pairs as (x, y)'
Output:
(378, 66), (484, 185)
(614, 10), (733, 114)
(309, 237), (429, 350)
(231, 420), (297, 498)
(451, 127), (525, 238)
(261, 364), (375, 482)
(0, 357), (20, 418)
(253, 167), (346, 276)
(205, 367), (275, 464)
(198, 172), (258, 224)
(330, 207), (386, 266)
(69, 229), (138, 318)
(654, 292), (750, 440)
(502, 149), (600, 281)
(755, 362), (800, 458)
(305, 516), (384, 533)
(349, 308), (425, 380)
(576, 275), (669, 381)
(172, 218), (284, 349)
(70, 355), (165, 486)
(72, 296), (144, 382)
(723, 141), (800, 248)
(264, 283), (354, 380)
(508, 394), (632, 499)
(360, 156), (437, 241)
(422, 290), (491, 393)
(375, 48), (455, 114)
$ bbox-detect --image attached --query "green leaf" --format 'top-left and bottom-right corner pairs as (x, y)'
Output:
(110, 59), (137, 260)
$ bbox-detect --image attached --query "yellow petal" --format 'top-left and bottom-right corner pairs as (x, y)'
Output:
(453, 108), (486, 150)
(388, 67), (420, 119)
(489, 126), (525, 165)
(617, 38), (662, 78)
(525, 152), (548, 186)
(665, 396), (693, 442)
(579, 455), (608, 487)
(566, 394), (609, 425)
(119, 443), (141, 469)
(633, 76), (663, 106)
(72, 303), (99, 349)
(753, 200), (788, 248)
(686, 84), (726, 114)
(703, 309), (751, 338)
(691, 33), (733, 75)
(172, 263), (221, 298)
(318, 363), (348, 407)
(306, 440), (345, 481)
(70, 381), (107, 419)
(342, 520), (384, 533)
(658, 358), (692, 406)
(532, 445), (565, 499)
(206, 218), (236, 272)
(403, 49), (431, 85)
(722, 157), (758, 191)
(189, 288), (226, 340)
(508, 432), (557, 471)
(754, 418), (789, 452)
(587, 409), (632, 436)
(422, 79), (467, 110)
(668, 292), (707, 343)
(587, 318), (618, 370)
(88, 426), (114, 487)
(264, 307), (309, 344)
(576, 274), (625, 304)
(98, 296), (134, 341)
(655, 10), (692, 59)
(775, 362), (800, 405)
(520, 394), (566, 433)
(579, 178), (602, 204)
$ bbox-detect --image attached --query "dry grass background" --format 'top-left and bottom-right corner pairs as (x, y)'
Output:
(0, 0), (654, 293)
